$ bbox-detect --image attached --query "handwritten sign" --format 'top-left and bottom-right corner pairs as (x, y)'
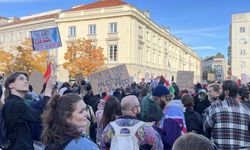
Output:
(207, 73), (215, 81)
(176, 71), (194, 90)
(88, 65), (131, 95)
(31, 27), (62, 51)
(29, 70), (44, 94)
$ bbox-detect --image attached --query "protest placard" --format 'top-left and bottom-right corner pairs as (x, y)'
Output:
(177, 71), (194, 90)
(29, 70), (44, 94)
(88, 64), (131, 95)
(31, 27), (62, 51)
(207, 73), (215, 81)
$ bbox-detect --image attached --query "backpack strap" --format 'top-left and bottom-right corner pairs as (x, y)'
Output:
(110, 121), (145, 136)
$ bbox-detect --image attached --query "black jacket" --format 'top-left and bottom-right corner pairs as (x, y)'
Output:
(185, 108), (203, 134)
(2, 94), (49, 150)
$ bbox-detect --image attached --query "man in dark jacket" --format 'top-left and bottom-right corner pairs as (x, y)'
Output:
(2, 72), (55, 150)
(140, 93), (162, 122)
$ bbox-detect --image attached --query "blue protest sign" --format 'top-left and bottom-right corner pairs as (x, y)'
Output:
(31, 27), (62, 51)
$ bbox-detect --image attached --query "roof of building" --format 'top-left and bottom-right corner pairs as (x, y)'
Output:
(66, 0), (128, 12)
(0, 13), (58, 27)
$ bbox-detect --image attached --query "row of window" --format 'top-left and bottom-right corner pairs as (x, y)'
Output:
(138, 25), (164, 45)
(0, 31), (30, 43)
(68, 23), (117, 37)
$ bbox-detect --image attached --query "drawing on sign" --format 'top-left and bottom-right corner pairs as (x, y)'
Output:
(176, 71), (194, 90)
(31, 27), (62, 51)
(88, 64), (132, 95)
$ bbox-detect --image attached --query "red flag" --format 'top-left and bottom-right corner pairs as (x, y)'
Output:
(43, 62), (52, 83)
(159, 75), (170, 87)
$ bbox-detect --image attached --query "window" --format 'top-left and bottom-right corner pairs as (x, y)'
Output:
(0, 34), (3, 43)
(109, 45), (117, 61)
(153, 35), (156, 43)
(152, 51), (155, 63)
(109, 23), (117, 33)
(147, 31), (150, 41)
(91, 45), (96, 50)
(89, 24), (96, 35)
(17, 32), (23, 41)
(139, 26), (143, 37)
(240, 38), (247, 45)
(138, 47), (143, 64)
(68, 26), (76, 37)
(240, 27), (245, 33)
(10, 33), (13, 42)
(241, 49), (246, 55)
(241, 61), (246, 68)
(146, 50), (150, 62)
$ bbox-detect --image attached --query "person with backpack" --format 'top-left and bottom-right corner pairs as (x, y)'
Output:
(101, 95), (163, 150)
(1, 72), (55, 150)
(41, 93), (99, 150)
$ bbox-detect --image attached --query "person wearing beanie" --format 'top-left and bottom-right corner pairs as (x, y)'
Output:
(152, 85), (187, 150)
(140, 89), (163, 123)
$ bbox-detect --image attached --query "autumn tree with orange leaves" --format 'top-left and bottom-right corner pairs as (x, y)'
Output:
(63, 39), (107, 77)
(0, 38), (48, 75)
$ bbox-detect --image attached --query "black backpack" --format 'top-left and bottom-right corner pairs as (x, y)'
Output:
(0, 108), (10, 150)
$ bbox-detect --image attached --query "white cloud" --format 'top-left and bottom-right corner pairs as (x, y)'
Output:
(193, 46), (217, 50)
(0, 0), (42, 3)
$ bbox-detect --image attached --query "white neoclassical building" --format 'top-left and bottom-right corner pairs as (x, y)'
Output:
(0, 0), (201, 82)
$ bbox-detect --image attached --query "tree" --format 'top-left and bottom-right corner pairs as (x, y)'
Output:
(63, 38), (107, 77)
(0, 38), (48, 75)
(215, 52), (224, 58)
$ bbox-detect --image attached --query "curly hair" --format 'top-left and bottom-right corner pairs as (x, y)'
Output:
(41, 93), (83, 145)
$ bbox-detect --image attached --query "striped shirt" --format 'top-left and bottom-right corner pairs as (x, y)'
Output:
(203, 97), (250, 150)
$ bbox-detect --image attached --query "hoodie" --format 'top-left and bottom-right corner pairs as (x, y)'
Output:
(161, 99), (187, 134)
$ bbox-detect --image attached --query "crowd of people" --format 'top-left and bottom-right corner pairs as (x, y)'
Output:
(0, 72), (250, 150)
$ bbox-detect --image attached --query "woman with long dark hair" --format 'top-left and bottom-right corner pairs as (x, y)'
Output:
(41, 93), (99, 150)
(96, 96), (121, 146)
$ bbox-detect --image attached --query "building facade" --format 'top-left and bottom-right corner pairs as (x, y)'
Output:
(230, 13), (250, 80)
(202, 57), (227, 81)
(0, 0), (201, 82)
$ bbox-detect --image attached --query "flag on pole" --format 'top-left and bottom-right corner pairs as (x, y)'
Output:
(159, 75), (170, 87)
(43, 62), (52, 83)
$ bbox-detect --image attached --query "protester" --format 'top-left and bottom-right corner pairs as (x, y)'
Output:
(182, 95), (203, 134)
(207, 83), (221, 102)
(137, 86), (149, 103)
(95, 94), (109, 147)
(59, 82), (70, 95)
(101, 95), (163, 150)
(241, 90), (250, 108)
(203, 80), (250, 150)
(140, 90), (162, 123)
(2, 72), (55, 150)
(152, 85), (186, 150)
(194, 89), (210, 115)
(172, 133), (215, 150)
(41, 93), (99, 150)
(96, 96), (121, 146)
(84, 84), (100, 112)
